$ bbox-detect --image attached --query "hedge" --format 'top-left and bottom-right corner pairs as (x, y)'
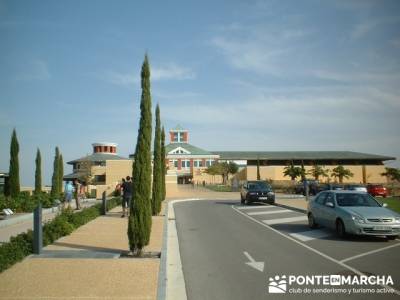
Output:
(0, 197), (121, 272)
(0, 192), (59, 213)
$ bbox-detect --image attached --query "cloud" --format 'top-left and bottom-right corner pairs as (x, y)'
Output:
(210, 20), (313, 75)
(16, 60), (51, 81)
(103, 71), (138, 86)
(351, 16), (400, 39)
(152, 63), (195, 80)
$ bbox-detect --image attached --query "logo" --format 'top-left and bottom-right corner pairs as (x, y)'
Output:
(268, 275), (287, 293)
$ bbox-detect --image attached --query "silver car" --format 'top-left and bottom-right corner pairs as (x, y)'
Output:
(307, 191), (400, 239)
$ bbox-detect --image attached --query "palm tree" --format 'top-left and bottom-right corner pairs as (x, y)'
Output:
(381, 167), (400, 182)
(308, 165), (329, 181)
(283, 163), (303, 181)
(331, 165), (354, 183)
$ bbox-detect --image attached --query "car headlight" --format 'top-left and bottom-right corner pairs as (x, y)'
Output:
(249, 192), (257, 195)
(395, 217), (400, 224)
(267, 192), (275, 196)
(351, 215), (366, 224)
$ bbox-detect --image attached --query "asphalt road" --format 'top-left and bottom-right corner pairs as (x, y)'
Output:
(174, 199), (400, 300)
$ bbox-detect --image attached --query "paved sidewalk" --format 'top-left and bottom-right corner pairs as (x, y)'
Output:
(0, 206), (163, 300)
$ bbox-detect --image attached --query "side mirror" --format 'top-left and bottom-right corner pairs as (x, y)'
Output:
(325, 202), (335, 208)
(382, 203), (388, 208)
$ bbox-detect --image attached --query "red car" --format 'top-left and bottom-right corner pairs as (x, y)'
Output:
(367, 184), (387, 197)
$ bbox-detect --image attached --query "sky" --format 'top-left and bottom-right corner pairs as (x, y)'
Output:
(1, 0), (400, 186)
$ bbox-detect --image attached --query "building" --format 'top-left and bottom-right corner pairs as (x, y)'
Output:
(164, 125), (395, 185)
(0, 172), (9, 195)
(165, 125), (219, 184)
(65, 142), (132, 198)
(214, 151), (394, 184)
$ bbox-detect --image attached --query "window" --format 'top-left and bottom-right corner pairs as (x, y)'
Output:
(206, 159), (214, 167)
(173, 160), (178, 168)
(315, 193), (327, 205)
(172, 133), (179, 142)
(179, 132), (184, 142)
(182, 160), (191, 168)
(94, 175), (106, 183)
(194, 160), (203, 168)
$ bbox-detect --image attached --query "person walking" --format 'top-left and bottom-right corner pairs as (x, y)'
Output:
(121, 176), (132, 218)
(63, 181), (74, 210)
(73, 179), (81, 210)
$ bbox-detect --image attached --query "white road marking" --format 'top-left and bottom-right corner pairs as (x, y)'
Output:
(237, 205), (271, 210)
(290, 229), (332, 242)
(263, 216), (308, 225)
(248, 209), (290, 216)
(243, 251), (264, 272)
(341, 242), (400, 263)
(231, 205), (400, 296)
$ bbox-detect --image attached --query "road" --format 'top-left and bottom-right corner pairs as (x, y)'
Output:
(174, 199), (400, 300)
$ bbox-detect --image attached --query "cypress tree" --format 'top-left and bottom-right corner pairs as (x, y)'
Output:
(256, 159), (261, 180)
(161, 126), (166, 201)
(51, 147), (60, 198)
(128, 54), (153, 254)
(8, 129), (20, 197)
(151, 104), (162, 215)
(34, 148), (42, 194)
(58, 153), (64, 193)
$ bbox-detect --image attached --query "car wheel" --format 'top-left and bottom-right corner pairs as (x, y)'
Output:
(308, 213), (318, 229)
(336, 219), (346, 238)
(244, 196), (250, 205)
(386, 235), (398, 240)
(240, 195), (245, 204)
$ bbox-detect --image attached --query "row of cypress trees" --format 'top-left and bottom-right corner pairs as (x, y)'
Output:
(128, 55), (166, 255)
(4, 128), (64, 199)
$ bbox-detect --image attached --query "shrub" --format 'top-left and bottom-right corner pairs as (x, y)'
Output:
(0, 197), (121, 272)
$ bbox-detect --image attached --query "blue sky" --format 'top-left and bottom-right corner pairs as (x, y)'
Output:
(1, 0), (400, 186)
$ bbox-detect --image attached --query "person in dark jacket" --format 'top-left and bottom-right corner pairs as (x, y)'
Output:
(121, 176), (132, 217)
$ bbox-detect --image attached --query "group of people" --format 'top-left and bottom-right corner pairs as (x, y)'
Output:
(63, 179), (86, 210)
(116, 176), (133, 218)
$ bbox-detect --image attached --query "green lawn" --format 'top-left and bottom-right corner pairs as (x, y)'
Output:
(377, 197), (400, 214)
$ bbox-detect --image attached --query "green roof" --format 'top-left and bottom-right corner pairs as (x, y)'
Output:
(165, 143), (215, 156)
(67, 153), (130, 164)
(212, 151), (395, 161)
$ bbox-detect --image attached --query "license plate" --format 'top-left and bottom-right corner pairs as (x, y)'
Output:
(373, 226), (392, 231)
(259, 197), (268, 200)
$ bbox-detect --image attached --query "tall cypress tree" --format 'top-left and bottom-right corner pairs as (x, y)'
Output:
(161, 126), (166, 201)
(151, 104), (162, 215)
(51, 147), (60, 198)
(128, 55), (153, 254)
(7, 129), (20, 197)
(34, 148), (42, 194)
(256, 158), (261, 180)
(58, 153), (64, 193)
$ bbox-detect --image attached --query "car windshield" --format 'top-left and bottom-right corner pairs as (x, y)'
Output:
(248, 182), (271, 190)
(336, 193), (380, 207)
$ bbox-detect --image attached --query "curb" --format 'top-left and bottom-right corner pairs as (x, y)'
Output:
(274, 203), (307, 214)
(157, 198), (206, 300)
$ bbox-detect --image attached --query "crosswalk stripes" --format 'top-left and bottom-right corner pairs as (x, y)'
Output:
(235, 204), (335, 242)
(262, 216), (308, 225)
(236, 205), (272, 210)
(247, 209), (290, 216)
(290, 229), (331, 242)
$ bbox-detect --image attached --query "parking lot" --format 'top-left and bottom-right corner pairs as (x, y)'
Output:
(232, 203), (400, 292)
